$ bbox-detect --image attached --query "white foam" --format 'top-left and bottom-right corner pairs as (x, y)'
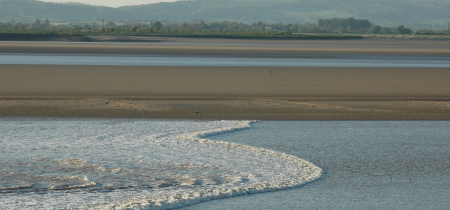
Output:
(0, 119), (321, 210)
(93, 121), (322, 210)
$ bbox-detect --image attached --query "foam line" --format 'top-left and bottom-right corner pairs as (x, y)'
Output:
(94, 121), (322, 210)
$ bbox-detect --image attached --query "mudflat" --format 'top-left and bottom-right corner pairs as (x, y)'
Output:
(1, 38), (450, 56)
(2, 38), (450, 120)
(1, 64), (450, 120)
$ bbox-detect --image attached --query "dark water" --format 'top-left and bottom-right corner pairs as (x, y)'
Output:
(1, 53), (450, 67)
(183, 121), (450, 209)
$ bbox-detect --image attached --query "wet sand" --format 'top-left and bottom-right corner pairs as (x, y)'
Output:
(1, 64), (450, 120)
(1, 38), (450, 56)
(2, 39), (450, 120)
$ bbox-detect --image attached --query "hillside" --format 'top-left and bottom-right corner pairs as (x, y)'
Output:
(0, 0), (449, 29)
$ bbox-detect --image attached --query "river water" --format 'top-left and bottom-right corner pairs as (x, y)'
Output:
(185, 121), (450, 210)
(1, 119), (449, 209)
(0, 118), (320, 209)
(1, 53), (450, 67)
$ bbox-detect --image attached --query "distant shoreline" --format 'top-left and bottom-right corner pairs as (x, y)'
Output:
(2, 33), (450, 42)
(0, 33), (363, 42)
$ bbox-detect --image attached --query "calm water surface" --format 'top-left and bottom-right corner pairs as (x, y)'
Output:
(2, 53), (450, 68)
(184, 121), (450, 210)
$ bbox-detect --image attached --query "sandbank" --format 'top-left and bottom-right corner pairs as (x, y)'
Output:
(1, 65), (449, 120)
(1, 38), (450, 56)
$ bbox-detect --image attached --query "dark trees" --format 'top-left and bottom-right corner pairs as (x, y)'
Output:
(369, 25), (382, 34)
(152, 21), (163, 29)
(396, 25), (412, 34)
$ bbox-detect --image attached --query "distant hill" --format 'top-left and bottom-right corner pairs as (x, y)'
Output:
(1, 0), (449, 29)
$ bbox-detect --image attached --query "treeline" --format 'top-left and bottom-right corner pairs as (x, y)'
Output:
(315, 18), (414, 34)
(2, 17), (450, 36)
(0, 20), (361, 40)
(97, 24), (294, 37)
(100, 18), (417, 35)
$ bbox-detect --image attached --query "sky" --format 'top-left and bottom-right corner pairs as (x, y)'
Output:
(39, 0), (178, 8)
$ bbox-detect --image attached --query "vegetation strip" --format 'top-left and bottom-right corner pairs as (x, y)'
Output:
(2, 17), (449, 41)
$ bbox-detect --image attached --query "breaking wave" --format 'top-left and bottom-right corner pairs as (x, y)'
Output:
(0, 119), (321, 209)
